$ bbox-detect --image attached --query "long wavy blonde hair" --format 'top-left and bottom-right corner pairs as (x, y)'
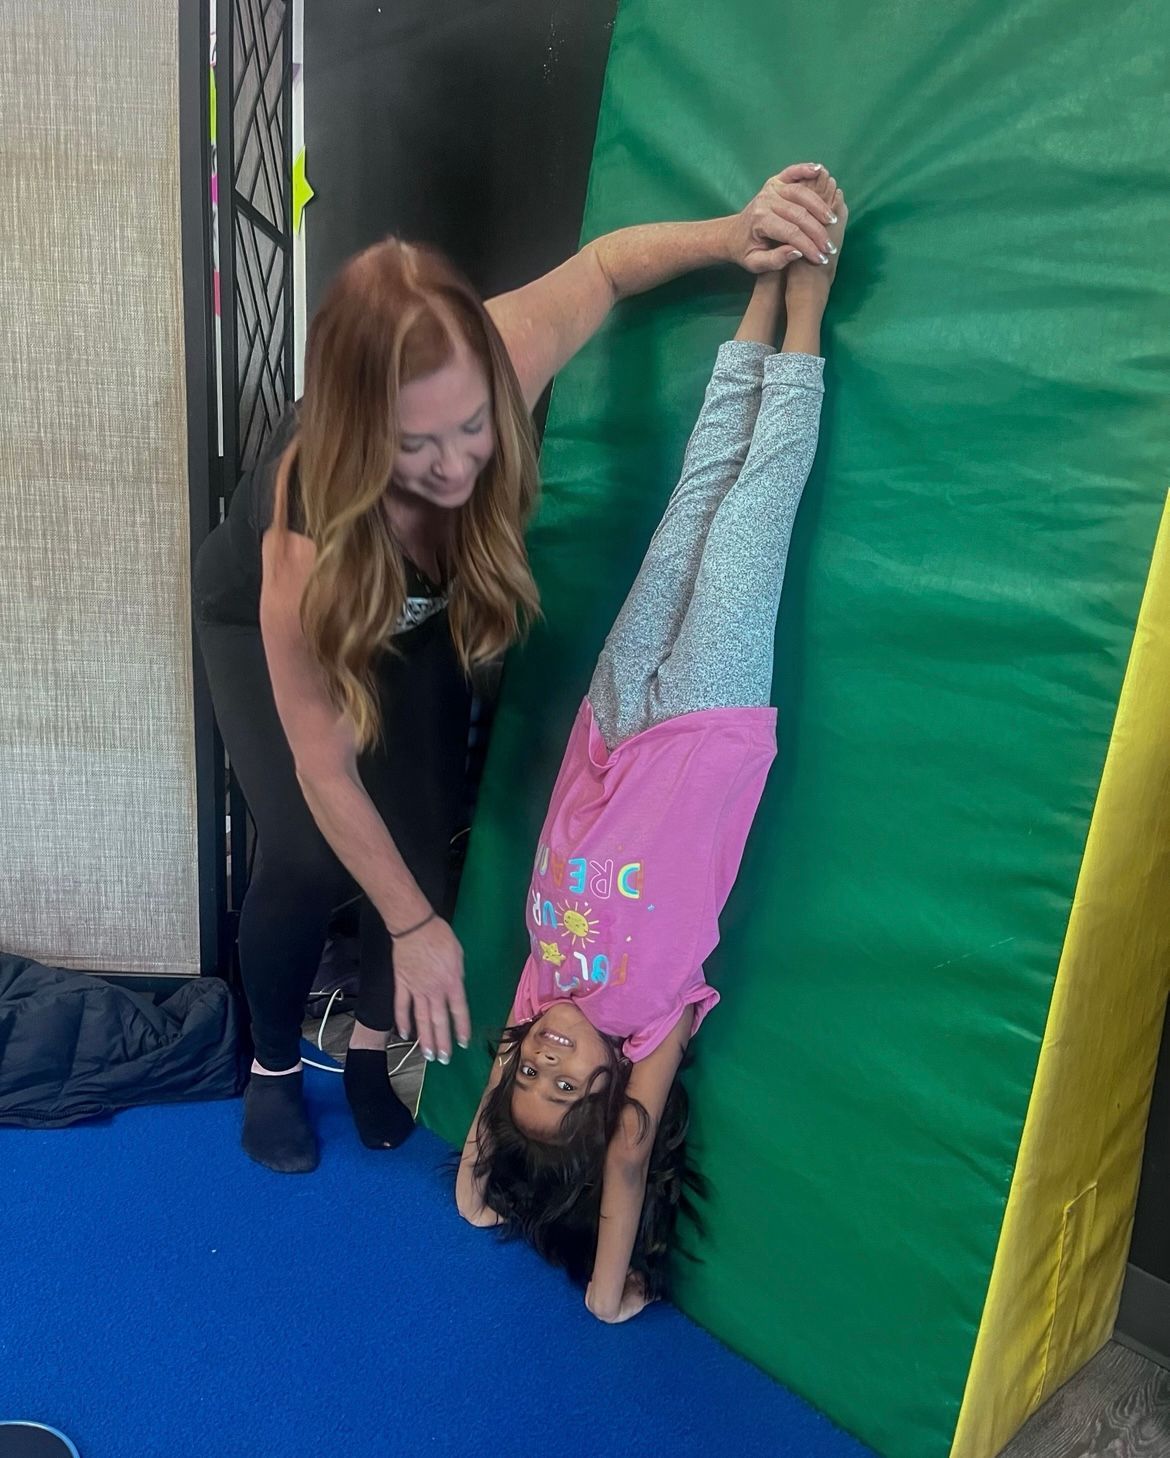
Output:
(282, 239), (540, 750)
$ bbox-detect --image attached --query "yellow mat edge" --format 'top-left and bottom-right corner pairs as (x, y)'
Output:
(951, 493), (1170, 1458)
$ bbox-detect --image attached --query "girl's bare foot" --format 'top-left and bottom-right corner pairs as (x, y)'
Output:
(781, 182), (846, 354)
(788, 184), (847, 299)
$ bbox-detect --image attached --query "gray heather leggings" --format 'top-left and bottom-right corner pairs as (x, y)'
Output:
(589, 340), (825, 749)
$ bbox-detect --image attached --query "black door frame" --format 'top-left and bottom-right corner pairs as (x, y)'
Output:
(176, 0), (297, 984)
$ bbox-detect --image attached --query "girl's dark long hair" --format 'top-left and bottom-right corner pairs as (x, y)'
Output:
(471, 1020), (705, 1300)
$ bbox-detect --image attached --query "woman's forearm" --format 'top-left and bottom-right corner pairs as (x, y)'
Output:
(585, 216), (733, 303)
(297, 764), (431, 933)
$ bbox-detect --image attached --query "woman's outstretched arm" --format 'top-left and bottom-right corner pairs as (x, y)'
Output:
(487, 164), (839, 410)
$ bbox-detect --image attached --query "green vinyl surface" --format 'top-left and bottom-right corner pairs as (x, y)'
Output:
(422, 3), (1170, 1454)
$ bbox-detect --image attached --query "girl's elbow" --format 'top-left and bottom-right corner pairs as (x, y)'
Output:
(611, 1141), (654, 1186)
(459, 1199), (503, 1229)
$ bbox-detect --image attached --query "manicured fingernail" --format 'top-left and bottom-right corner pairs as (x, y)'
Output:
(826, 241), (838, 255)
(423, 1047), (435, 1062)
(398, 1028), (409, 1040)
(818, 253), (829, 264)
(811, 163), (823, 172)
(828, 212), (838, 225)
(789, 250), (803, 260)
(438, 1052), (450, 1066)
(458, 1039), (469, 1050)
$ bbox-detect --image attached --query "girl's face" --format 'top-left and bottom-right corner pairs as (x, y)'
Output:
(391, 345), (495, 510)
(511, 1004), (612, 1139)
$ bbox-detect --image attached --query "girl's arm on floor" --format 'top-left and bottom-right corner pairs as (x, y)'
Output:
(586, 1007), (695, 1323)
(455, 1020), (519, 1227)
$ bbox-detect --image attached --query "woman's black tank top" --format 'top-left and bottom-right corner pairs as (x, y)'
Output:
(193, 406), (473, 911)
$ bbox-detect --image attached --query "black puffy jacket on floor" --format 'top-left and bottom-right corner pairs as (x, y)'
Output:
(0, 955), (242, 1127)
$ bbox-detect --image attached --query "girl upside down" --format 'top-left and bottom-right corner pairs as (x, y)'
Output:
(457, 173), (847, 1323)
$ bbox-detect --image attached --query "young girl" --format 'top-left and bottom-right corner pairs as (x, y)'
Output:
(457, 178), (847, 1322)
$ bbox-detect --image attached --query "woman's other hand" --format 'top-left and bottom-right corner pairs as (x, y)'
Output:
(392, 915), (471, 1064)
(727, 163), (839, 274)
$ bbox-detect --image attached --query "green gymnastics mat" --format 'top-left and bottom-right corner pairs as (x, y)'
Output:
(423, 3), (1170, 1455)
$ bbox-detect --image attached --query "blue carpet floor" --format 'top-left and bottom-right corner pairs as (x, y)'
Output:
(1, 1063), (873, 1458)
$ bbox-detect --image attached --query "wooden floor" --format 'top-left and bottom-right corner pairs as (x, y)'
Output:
(302, 1009), (1168, 1458)
(999, 1342), (1170, 1458)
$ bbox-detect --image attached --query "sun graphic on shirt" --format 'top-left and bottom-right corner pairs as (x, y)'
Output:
(558, 901), (599, 947)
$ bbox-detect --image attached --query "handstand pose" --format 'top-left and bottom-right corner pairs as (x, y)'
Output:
(457, 173), (847, 1322)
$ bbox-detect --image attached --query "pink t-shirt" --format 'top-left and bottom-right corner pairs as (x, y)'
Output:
(513, 699), (777, 1061)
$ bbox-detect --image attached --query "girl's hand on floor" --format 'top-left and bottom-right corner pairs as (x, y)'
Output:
(727, 164), (838, 274)
(392, 916), (471, 1065)
(586, 1271), (654, 1324)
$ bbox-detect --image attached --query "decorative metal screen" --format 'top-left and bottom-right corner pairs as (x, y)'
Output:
(214, 0), (295, 921)
(219, 0), (294, 485)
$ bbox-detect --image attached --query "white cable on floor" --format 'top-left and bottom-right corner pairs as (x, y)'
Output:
(302, 987), (420, 1078)
(387, 1039), (420, 1077)
(316, 987), (344, 1052)
(301, 1054), (345, 1074)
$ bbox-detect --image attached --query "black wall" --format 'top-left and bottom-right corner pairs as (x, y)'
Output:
(1118, 1002), (1170, 1364)
(305, 0), (618, 320)
(1130, 1004), (1170, 1274)
(1131, 1007), (1170, 1282)
(301, 0), (619, 879)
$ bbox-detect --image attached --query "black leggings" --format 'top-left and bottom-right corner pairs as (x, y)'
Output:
(194, 613), (470, 1071)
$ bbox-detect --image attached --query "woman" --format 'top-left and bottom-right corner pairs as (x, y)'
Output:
(193, 164), (840, 1174)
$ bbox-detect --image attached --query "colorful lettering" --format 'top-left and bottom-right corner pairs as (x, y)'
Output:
(588, 859), (613, 898)
(554, 967), (580, 993)
(550, 853), (567, 888)
(591, 954), (609, 985)
(568, 857), (587, 894)
(617, 862), (643, 899)
(534, 844), (549, 875)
